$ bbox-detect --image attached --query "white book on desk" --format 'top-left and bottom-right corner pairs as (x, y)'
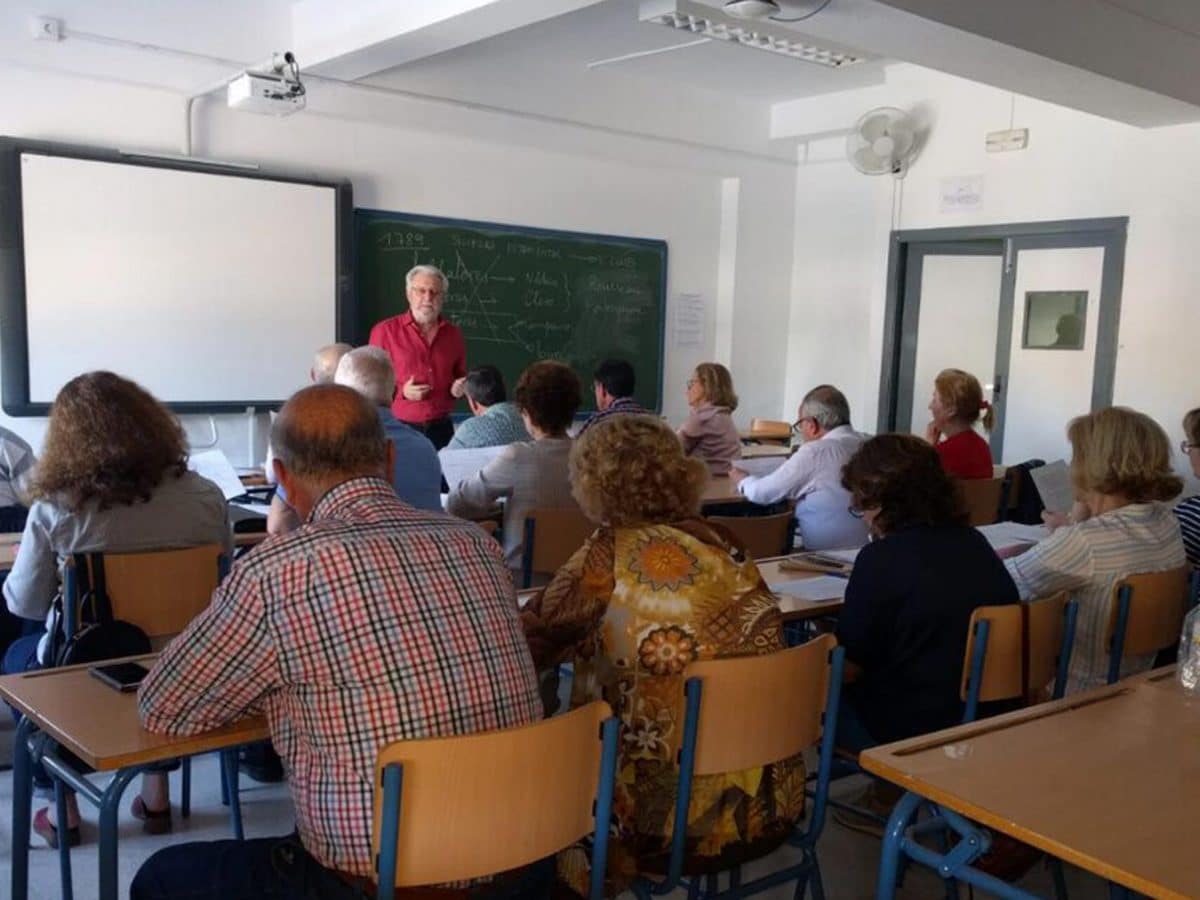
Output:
(439, 445), (507, 491)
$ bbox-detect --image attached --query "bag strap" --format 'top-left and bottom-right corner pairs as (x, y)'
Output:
(87, 552), (114, 625)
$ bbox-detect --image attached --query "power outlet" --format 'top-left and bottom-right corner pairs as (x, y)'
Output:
(31, 16), (63, 41)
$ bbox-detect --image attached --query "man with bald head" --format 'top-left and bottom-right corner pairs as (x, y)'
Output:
(133, 384), (540, 898)
(310, 342), (352, 384)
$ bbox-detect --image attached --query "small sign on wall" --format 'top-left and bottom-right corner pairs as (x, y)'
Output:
(939, 175), (985, 213)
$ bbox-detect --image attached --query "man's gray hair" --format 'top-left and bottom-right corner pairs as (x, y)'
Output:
(800, 384), (851, 431)
(312, 343), (352, 384)
(271, 384), (387, 481)
(405, 264), (449, 292)
(334, 346), (395, 408)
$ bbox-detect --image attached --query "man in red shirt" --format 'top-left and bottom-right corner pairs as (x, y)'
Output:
(368, 264), (467, 449)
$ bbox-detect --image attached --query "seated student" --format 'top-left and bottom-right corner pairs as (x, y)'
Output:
(924, 368), (995, 479)
(268, 347), (443, 533)
(521, 415), (799, 893)
(447, 360), (581, 581)
(445, 364), (531, 450)
(1174, 406), (1200, 568)
(1007, 407), (1185, 692)
(131, 385), (541, 898)
(2, 371), (231, 846)
(578, 358), (647, 435)
(677, 362), (742, 474)
(836, 433), (1018, 752)
(0, 425), (37, 656)
(731, 384), (868, 550)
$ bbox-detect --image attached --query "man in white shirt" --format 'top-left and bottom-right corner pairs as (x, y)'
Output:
(731, 385), (869, 551)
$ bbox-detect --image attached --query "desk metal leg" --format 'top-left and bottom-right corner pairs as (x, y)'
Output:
(11, 717), (34, 900)
(54, 778), (75, 900)
(877, 792), (922, 900)
(97, 767), (141, 900)
(221, 749), (244, 839)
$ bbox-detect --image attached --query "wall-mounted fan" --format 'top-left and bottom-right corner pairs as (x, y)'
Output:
(847, 107), (920, 177)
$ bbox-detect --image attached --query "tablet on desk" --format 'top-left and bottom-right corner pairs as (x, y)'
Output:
(89, 661), (149, 692)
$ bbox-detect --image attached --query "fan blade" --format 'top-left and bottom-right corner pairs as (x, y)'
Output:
(859, 113), (892, 142)
(853, 147), (885, 174)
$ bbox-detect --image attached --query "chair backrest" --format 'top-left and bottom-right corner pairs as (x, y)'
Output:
(705, 509), (794, 559)
(521, 507), (595, 588)
(74, 544), (225, 640)
(372, 700), (616, 889)
(747, 418), (792, 443)
(685, 633), (835, 776)
(475, 519), (499, 539)
(1106, 567), (1190, 668)
(957, 476), (1005, 527)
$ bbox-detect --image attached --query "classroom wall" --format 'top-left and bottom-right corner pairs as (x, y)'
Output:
(775, 63), (1200, 482)
(0, 61), (798, 463)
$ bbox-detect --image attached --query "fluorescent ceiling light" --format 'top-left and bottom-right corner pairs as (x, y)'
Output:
(639, 0), (866, 68)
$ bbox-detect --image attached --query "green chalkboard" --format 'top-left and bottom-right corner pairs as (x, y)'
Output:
(355, 210), (667, 413)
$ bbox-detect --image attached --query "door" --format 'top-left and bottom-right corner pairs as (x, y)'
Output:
(993, 233), (1122, 463)
(891, 241), (1004, 437)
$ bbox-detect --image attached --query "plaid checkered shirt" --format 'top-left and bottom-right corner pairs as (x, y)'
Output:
(138, 477), (542, 876)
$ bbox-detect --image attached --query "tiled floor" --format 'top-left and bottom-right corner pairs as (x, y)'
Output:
(0, 717), (1107, 899)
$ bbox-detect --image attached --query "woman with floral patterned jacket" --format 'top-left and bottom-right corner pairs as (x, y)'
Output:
(521, 414), (803, 895)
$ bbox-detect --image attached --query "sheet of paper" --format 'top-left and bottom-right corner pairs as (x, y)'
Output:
(976, 522), (1049, 549)
(672, 292), (705, 350)
(188, 448), (246, 501)
(1029, 460), (1074, 513)
(772, 576), (848, 607)
(438, 445), (507, 490)
(733, 457), (786, 478)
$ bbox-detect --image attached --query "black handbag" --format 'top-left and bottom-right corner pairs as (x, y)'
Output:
(47, 552), (151, 667)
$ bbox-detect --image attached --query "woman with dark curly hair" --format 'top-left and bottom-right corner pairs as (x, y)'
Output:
(447, 360), (582, 580)
(2, 371), (231, 846)
(835, 433), (1017, 755)
(521, 414), (801, 895)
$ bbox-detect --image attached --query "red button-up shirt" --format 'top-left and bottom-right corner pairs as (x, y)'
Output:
(368, 312), (467, 424)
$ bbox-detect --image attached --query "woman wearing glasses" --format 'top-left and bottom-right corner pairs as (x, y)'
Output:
(677, 362), (742, 474)
(1175, 408), (1200, 568)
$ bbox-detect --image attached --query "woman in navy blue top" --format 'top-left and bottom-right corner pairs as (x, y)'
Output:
(835, 434), (1018, 750)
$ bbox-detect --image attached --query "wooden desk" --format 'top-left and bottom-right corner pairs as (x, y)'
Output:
(517, 553), (843, 623)
(861, 668), (1200, 900)
(740, 443), (792, 459)
(701, 474), (747, 506)
(0, 656), (268, 900)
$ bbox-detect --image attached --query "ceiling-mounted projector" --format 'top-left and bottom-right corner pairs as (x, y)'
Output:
(724, 0), (782, 16)
(227, 52), (306, 116)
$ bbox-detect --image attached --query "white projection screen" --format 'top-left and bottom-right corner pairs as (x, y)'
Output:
(1, 142), (351, 414)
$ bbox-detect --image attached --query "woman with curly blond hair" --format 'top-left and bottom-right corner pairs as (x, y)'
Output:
(521, 414), (799, 894)
(1006, 406), (1185, 692)
(2, 371), (231, 846)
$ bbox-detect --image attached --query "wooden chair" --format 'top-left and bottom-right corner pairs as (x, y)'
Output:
(744, 418), (792, 445)
(956, 476), (1004, 526)
(372, 700), (620, 900)
(632, 635), (844, 899)
(474, 519), (499, 540)
(706, 509), (795, 558)
(521, 507), (595, 589)
(1105, 567), (1190, 685)
(960, 592), (1078, 722)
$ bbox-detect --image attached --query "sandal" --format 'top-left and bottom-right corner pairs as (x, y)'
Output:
(130, 795), (173, 835)
(32, 806), (81, 849)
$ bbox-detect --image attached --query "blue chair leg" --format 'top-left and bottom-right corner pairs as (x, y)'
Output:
(807, 856), (826, 900)
(220, 751), (230, 807)
(220, 749), (244, 839)
(54, 778), (74, 900)
(181, 756), (191, 818)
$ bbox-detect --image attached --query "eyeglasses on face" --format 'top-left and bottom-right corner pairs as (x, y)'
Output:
(847, 505), (864, 519)
(792, 417), (814, 433)
(1182, 441), (1200, 454)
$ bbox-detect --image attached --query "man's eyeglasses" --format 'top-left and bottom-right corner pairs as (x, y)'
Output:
(1182, 441), (1200, 454)
(792, 417), (814, 433)
(847, 506), (864, 519)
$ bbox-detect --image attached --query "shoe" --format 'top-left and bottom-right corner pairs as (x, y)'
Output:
(831, 782), (899, 839)
(832, 804), (886, 839)
(130, 795), (172, 835)
(32, 806), (81, 849)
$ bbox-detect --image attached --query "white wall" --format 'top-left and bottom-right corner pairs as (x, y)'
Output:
(776, 63), (1200, 481)
(0, 61), (798, 462)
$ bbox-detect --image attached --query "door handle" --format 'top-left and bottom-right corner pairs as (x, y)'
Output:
(992, 375), (1003, 398)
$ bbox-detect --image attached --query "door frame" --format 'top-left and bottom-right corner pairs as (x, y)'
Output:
(877, 217), (1129, 437)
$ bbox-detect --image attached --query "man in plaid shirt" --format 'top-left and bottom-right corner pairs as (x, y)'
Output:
(131, 384), (542, 898)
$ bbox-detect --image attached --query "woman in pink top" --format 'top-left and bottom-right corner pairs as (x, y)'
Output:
(678, 362), (743, 475)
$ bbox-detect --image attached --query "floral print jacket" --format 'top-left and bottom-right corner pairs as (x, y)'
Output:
(521, 519), (805, 892)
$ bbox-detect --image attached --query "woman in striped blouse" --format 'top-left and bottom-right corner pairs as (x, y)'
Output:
(1006, 407), (1185, 693)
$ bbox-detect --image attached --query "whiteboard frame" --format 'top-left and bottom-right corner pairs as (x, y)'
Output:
(0, 136), (355, 416)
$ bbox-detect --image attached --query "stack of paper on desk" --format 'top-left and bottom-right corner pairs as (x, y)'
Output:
(438, 445), (506, 490)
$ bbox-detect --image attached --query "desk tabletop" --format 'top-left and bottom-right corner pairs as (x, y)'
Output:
(860, 668), (1200, 900)
(701, 474), (747, 506)
(0, 655), (268, 771)
(516, 553), (843, 622)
